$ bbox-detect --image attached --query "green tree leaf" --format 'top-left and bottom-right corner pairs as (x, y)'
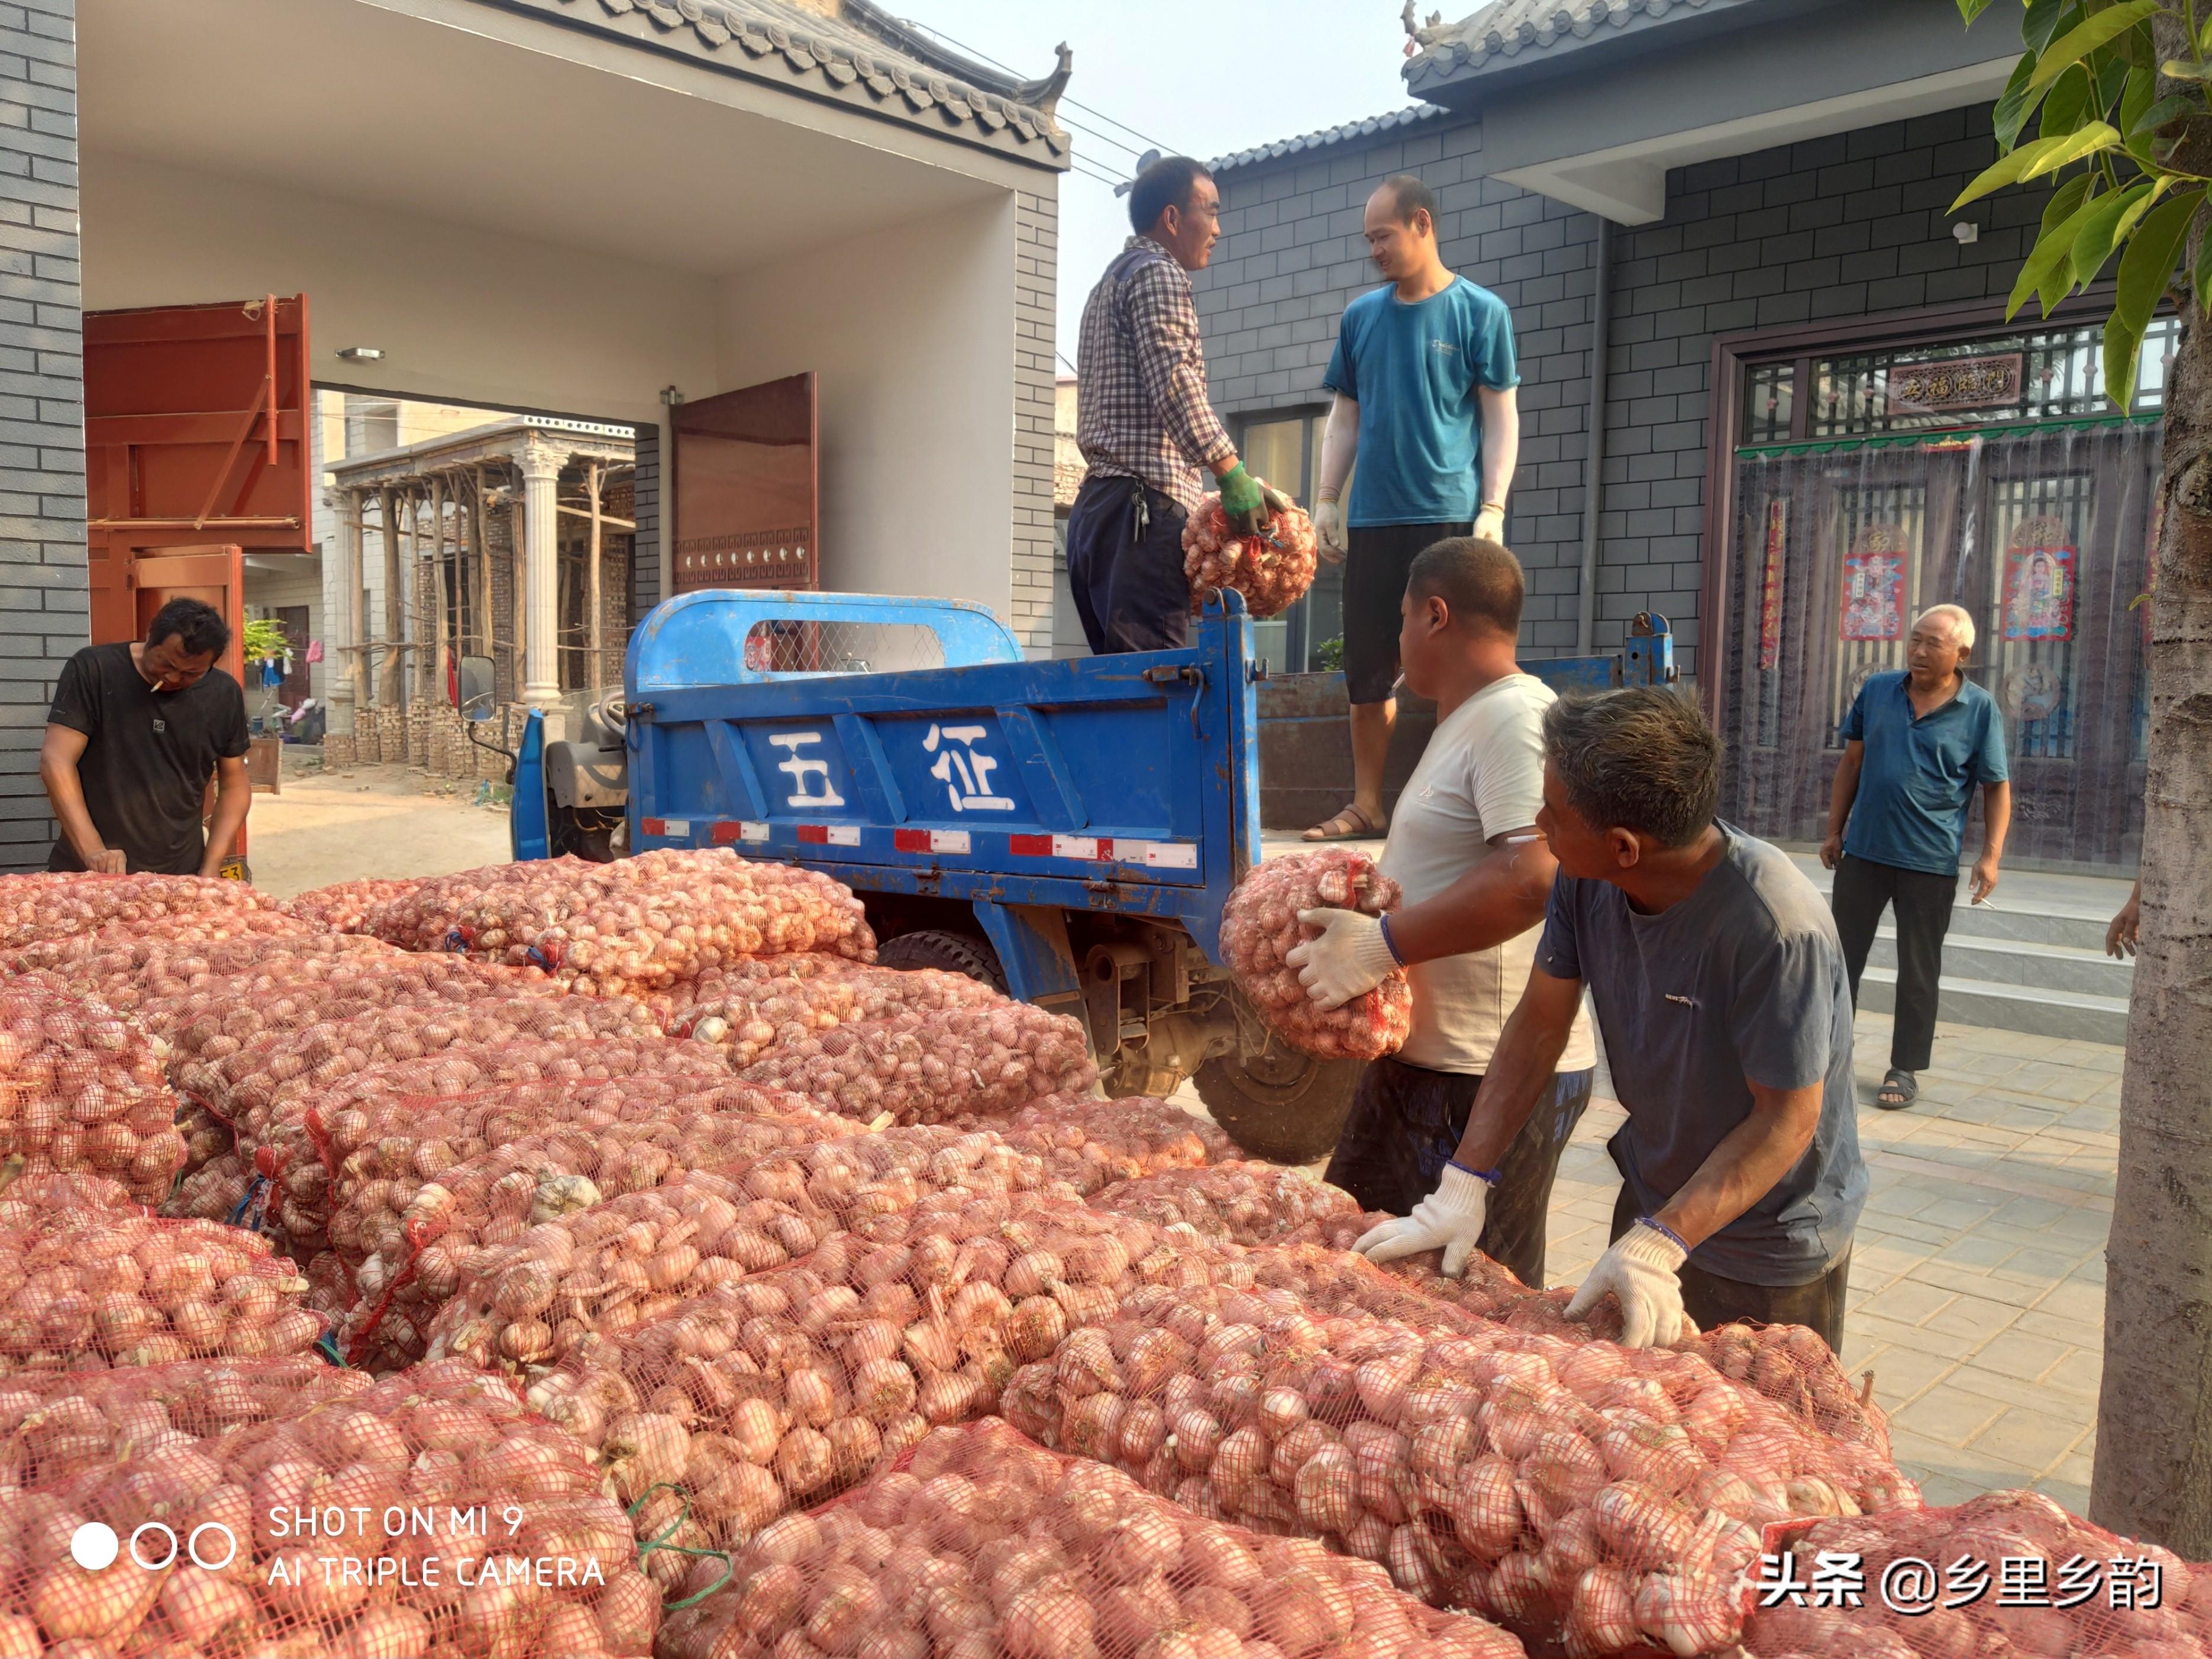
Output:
(1957, 0), (1994, 21)
(2106, 189), (2203, 409)
(2010, 184), (2100, 319)
(2158, 58), (2212, 82)
(1994, 51), (2046, 151)
(2029, 1), (2159, 91)
(2023, 0), (2071, 54)
(2072, 178), (2159, 285)
(2041, 63), (2094, 136)
(1953, 122), (2121, 209)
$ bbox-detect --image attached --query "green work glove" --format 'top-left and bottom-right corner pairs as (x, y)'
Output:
(1218, 461), (1267, 535)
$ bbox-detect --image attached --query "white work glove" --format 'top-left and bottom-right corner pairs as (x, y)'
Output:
(1287, 906), (1397, 1011)
(1313, 498), (1348, 565)
(1564, 1218), (1689, 1348)
(1352, 1164), (1496, 1277)
(1474, 504), (1506, 544)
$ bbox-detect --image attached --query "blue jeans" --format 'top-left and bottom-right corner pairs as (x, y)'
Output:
(1325, 1057), (1596, 1289)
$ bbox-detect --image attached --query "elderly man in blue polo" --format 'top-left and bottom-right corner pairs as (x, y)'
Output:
(1820, 603), (2012, 1112)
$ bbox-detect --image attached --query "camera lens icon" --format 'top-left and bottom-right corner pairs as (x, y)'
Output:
(69, 1519), (237, 1572)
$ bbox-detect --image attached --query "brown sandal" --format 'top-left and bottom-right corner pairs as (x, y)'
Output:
(1302, 802), (1386, 842)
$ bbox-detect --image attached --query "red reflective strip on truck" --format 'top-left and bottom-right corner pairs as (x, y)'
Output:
(710, 822), (742, 844)
(796, 825), (829, 845)
(1008, 834), (1053, 856)
(640, 818), (667, 837)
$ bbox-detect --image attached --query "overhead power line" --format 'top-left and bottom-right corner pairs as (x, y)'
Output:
(895, 17), (1176, 167)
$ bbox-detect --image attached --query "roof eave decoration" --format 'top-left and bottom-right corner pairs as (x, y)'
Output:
(1207, 104), (1451, 176)
(538, 0), (1070, 164)
(1401, 0), (1727, 94)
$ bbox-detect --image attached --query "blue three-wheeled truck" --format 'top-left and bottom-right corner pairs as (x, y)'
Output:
(484, 587), (1352, 1162)
(479, 587), (1674, 1163)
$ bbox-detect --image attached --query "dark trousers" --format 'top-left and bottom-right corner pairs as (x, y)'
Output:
(1607, 1187), (1851, 1354)
(1065, 475), (1190, 654)
(1830, 852), (1958, 1072)
(1324, 1056), (1596, 1289)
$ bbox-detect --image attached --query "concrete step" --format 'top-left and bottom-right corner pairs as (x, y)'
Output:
(1795, 863), (2119, 953)
(1857, 966), (2132, 1045)
(1868, 928), (2134, 998)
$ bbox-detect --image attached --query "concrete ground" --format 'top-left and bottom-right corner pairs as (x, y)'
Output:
(246, 753), (512, 898)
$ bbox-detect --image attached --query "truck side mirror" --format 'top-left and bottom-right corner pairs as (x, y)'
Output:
(457, 656), (495, 721)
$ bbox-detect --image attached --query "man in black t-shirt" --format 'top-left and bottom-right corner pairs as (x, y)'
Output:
(41, 597), (253, 876)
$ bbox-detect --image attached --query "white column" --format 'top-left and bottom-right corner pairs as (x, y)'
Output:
(519, 438), (562, 708)
(330, 490), (362, 734)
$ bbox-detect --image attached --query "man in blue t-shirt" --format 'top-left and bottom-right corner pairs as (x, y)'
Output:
(1821, 603), (2012, 1111)
(1302, 175), (1522, 843)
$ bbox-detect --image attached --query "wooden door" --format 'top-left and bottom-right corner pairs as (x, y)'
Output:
(671, 373), (818, 593)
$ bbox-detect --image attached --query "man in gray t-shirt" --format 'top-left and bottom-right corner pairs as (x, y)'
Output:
(1355, 688), (1867, 1351)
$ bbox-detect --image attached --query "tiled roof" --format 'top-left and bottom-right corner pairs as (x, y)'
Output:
(1209, 105), (1449, 175)
(1404, 0), (1731, 92)
(521, 0), (1071, 164)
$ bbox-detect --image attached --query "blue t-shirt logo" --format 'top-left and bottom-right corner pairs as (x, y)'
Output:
(1323, 276), (1520, 528)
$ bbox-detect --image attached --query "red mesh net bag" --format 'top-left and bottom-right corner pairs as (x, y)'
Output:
(1, 928), (395, 1014)
(957, 1095), (1232, 1196)
(0, 872), (292, 951)
(325, 1089), (843, 1372)
(0, 1204), (324, 1370)
(670, 957), (1010, 1065)
(1293, 1216), (1894, 1457)
(740, 1003), (1097, 1124)
(1092, 1162), (1367, 1245)
(524, 1193), (1181, 1565)
(282, 875), (426, 931)
(268, 1067), (800, 1260)
(367, 849), (877, 990)
(995, 1279), (1917, 1650)
(174, 992), (667, 1144)
(0, 1357), (658, 1656)
(0, 1167), (140, 1214)
(0, 982), (185, 1203)
(424, 1124), (1068, 1374)
(1220, 851), (1412, 1061)
(1745, 1490), (2211, 1659)
(1183, 489), (1320, 620)
(655, 1415), (1529, 1659)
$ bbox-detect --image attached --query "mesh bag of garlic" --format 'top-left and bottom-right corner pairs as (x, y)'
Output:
(0, 1205), (322, 1371)
(952, 1095), (1232, 1197)
(280, 875), (426, 932)
(1744, 1490), (2211, 1659)
(1, 927), (392, 1014)
(367, 849), (878, 991)
(1091, 1162), (1368, 1246)
(242, 1050), (760, 1256)
(0, 871), (293, 952)
(0, 982), (186, 1204)
(654, 1415), (1530, 1659)
(1219, 850), (1413, 1062)
(995, 1279), (1919, 1653)
(1183, 489), (1322, 621)
(425, 1125), (1085, 1375)
(669, 957), (1010, 1066)
(0, 1357), (659, 1658)
(740, 1002), (1097, 1125)
(1289, 1216), (1894, 1457)
(524, 1193), (1192, 1575)
(326, 1090), (847, 1372)
(175, 991), (667, 1147)
(0, 1168), (141, 1214)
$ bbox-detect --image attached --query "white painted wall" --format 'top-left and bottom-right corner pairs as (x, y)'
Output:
(243, 559), (325, 706)
(715, 193), (1016, 622)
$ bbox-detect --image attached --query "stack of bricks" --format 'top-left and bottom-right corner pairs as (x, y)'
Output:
(353, 717), (380, 765)
(406, 704), (431, 767)
(377, 706), (406, 763)
(324, 732), (357, 769)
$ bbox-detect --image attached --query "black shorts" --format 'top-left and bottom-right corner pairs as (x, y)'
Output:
(1342, 520), (1471, 704)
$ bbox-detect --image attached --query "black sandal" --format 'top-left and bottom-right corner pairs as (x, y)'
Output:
(1302, 802), (1387, 842)
(1875, 1068), (1918, 1111)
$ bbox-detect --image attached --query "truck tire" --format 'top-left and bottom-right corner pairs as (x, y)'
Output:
(875, 929), (1008, 994)
(1193, 1047), (1364, 1165)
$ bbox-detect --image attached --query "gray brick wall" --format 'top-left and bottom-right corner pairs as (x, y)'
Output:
(1011, 183), (1058, 657)
(1194, 100), (2031, 682)
(0, 0), (80, 871)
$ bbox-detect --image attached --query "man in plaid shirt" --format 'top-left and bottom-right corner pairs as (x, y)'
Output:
(1070, 156), (1265, 653)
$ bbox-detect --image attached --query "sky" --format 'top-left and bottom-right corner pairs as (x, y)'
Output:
(894, 1), (1422, 359)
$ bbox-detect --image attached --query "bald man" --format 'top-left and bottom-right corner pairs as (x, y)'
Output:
(1820, 603), (2011, 1111)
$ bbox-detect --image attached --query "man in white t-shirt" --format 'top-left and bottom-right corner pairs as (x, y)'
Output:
(1291, 536), (1597, 1287)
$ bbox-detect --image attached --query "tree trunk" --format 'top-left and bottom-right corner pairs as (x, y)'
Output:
(2092, 17), (2212, 1551)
